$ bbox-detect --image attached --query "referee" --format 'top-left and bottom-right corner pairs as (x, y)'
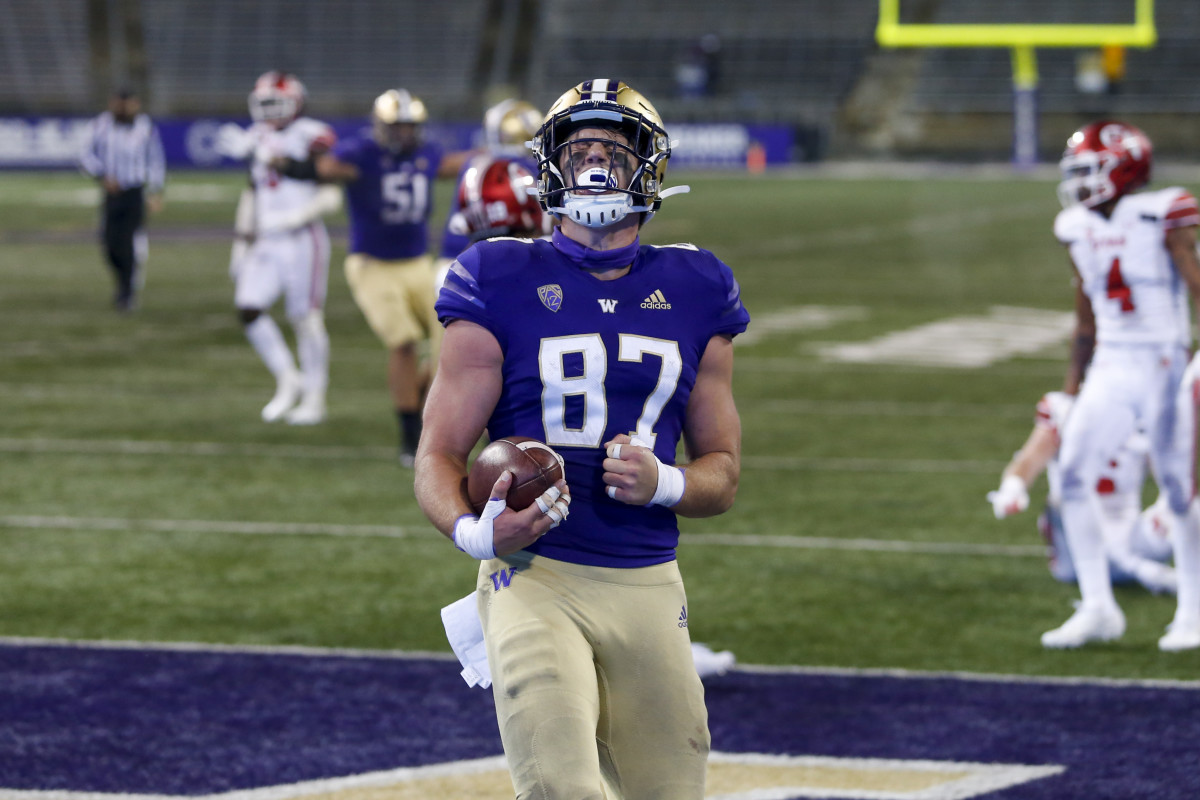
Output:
(79, 88), (166, 312)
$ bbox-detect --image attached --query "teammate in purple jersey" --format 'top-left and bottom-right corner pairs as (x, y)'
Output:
(415, 79), (748, 799)
(437, 98), (543, 263)
(281, 88), (468, 462)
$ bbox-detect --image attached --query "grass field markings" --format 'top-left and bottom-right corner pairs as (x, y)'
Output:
(737, 203), (1043, 257)
(29, 183), (239, 207)
(733, 305), (869, 346)
(0, 438), (396, 460)
(682, 533), (1043, 557)
(735, 357), (1066, 377)
(5, 635), (1198, 691)
(0, 383), (1032, 419)
(0, 515), (413, 538)
(751, 399), (1031, 418)
(0, 437), (1006, 473)
(736, 662), (1200, 691)
(740, 455), (1004, 474)
(817, 306), (1074, 368)
(0, 634), (455, 662)
(0, 514), (1039, 559)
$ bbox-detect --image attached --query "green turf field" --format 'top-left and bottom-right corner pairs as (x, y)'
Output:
(3, 167), (1198, 681)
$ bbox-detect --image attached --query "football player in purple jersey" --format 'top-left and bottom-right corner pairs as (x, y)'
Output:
(436, 98), (544, 268)
(279, 89), (469, 463)
(415, 80), (749, 799)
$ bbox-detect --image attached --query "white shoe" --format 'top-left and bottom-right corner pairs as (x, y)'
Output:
(286, 395), (326, 426)
(1041, 603), (1125, 649)
(1159, 618), (1200, 652)
(261, 374), (302, 422)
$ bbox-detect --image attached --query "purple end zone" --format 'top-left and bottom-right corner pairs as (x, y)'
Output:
(1, 643), (1198, 798)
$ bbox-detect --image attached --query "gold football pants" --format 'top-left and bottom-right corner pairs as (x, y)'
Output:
(477, 552), (710, 800)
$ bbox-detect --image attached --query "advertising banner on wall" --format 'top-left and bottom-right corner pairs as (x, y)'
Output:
(0, 117), (795, 170)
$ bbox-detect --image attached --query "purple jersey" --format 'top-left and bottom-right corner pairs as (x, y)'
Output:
(437, 236), (750, 567)
(332, 134), (443, 259)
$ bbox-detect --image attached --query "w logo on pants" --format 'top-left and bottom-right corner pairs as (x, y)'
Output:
(490, 568), (517, 591)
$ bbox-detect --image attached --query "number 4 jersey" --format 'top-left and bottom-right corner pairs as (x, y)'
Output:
(437, 234), (751, 567)
(1055, 187), (1200, 346)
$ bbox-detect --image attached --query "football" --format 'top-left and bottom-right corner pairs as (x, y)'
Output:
(467, 436), (566, 513)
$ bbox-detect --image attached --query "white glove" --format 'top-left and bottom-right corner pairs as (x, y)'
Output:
(215, 123), (254, 160)
(987, 475), (1029, 519)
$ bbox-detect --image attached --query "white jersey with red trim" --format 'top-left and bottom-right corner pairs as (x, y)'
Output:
(247, 117), (336, 231)
(1054, 187), (1199, 347)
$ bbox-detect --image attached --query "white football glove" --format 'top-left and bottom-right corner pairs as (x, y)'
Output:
(215, 123), (254, 160)
(987, 475), (1029, 519)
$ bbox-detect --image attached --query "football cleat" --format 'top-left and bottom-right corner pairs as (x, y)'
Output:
(1041, 603), (1125, 649)
(286, 395), (326, 426)
(261, 374), (302, 422)
(1057, 120), (1152, 210)
(1158, 618), (1200, 652)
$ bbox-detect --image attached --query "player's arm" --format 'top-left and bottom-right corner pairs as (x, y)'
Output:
(603, 334), (740, 517)
(414, 319), (565, 556)
(1165, 223), (1200, 313)
(988, 423), (1059, 519)
(1063, 257), (1095, 395)
(437, 148), (481, 179)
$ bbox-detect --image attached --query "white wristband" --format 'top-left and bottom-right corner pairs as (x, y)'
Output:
(648, 462), (686, 507)
(452, 512), (497, 560)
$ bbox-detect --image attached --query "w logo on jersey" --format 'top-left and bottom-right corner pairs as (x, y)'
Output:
(598, 298), (618, 313)
(538, 284), (563, 313)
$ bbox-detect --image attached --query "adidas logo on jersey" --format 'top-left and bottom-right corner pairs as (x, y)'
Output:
(641, 289), (671, 309)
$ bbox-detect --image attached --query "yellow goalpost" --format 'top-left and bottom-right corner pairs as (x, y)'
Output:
(875, 0), (1157, 166)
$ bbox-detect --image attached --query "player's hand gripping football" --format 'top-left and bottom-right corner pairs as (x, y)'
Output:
(454, 471), (570, 559)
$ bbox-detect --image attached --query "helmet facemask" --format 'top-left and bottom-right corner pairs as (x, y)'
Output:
(532, 81), (686, 229)
(1057, 150), (1117, 210)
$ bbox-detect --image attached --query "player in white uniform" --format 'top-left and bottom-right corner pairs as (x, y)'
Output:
(988, 391), (1176, 594)
(1042, 120), (1200, 650)
(216, 72), (341, 425)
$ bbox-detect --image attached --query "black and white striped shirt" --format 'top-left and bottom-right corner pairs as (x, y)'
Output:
(79, 112), (166, 193)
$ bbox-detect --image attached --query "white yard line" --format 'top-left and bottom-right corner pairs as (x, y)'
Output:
(0, 514), (1042, 558)
(0, 437), (1005, 473)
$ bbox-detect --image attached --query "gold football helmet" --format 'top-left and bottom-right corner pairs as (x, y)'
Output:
(484, 98), (542, 152)
(531, 79), (687, 227)
(372, 88), (428, 152)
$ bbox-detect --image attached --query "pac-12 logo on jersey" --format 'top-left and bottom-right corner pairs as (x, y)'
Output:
(538, 284), (563, 312)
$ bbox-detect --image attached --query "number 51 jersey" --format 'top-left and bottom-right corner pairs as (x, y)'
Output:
(437, 235), (751, 568)
(1055, 187), (1199, 347)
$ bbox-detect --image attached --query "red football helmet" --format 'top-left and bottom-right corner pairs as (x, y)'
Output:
(450, 156), (544, 241)
(1057, 120), (1152, 209)
(249, 71), (306, 127)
